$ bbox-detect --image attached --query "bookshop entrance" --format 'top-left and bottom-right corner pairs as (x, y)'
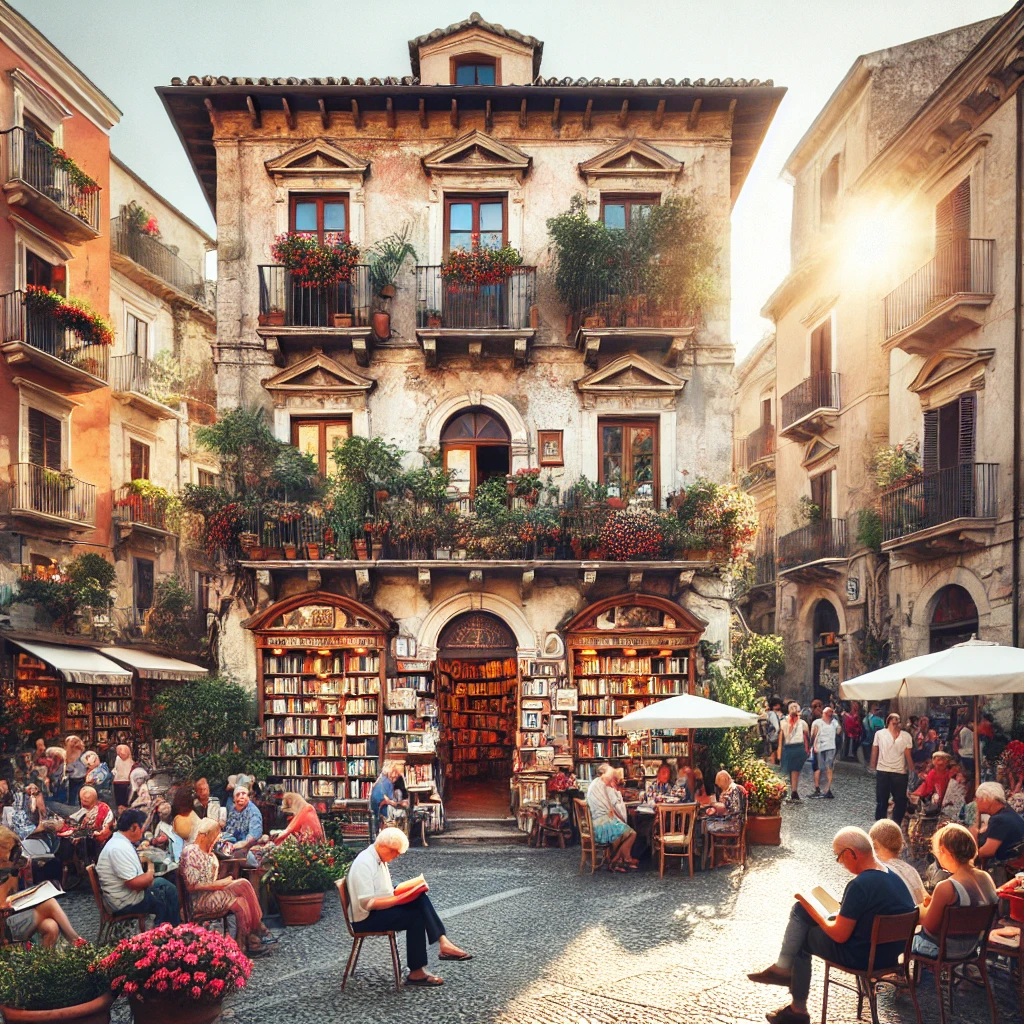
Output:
(436, 612), (518, 819)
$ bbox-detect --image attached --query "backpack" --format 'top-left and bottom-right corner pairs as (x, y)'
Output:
(862, 714), (882, 748)
(766, 709), (781, 743)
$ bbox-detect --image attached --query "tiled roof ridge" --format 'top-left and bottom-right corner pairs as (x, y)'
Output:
(407, 12), (542, 52)
(168, 74), (775, 88)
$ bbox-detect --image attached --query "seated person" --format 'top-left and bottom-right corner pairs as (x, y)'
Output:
(585, 764), (636, 872)
(868, 819), (926, 905)
(171, 785), (201, 845)
(691, 769), (712, 805)
(748, 826), (915, 1024)
(940, 760), (967, 820)
(222, 786), (266, 865)
(705, 770), (744, 834)
(274, 792), (324, 845)
(74, 785), (113, 862)
(971, 782), (1024, 878)
(675, 759), (697, 797)
(142, 798), (172, 842)
(193, 777), (218, 821)
(644, 762), (691, 804)
(908, 751), (955, 811)
(180, 818), (276, 954)
(83, 751), (112, 794)
(129, 767), (151, 812)
(370, 763), (408, 828)
(111, 744), (134, 810)
(913, 822), (997, 958)
(95, 809), (180, 926)
(346, 827), (471, 986)
(0, 826), (81, 946)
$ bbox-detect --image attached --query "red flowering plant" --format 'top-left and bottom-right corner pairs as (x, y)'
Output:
(271, 231), (361, 288)
(261, 837), (353, 895)
(599, 507), (665, 561)
(44, 141), (100, 194)
(1001, 739), (1024, 786)
(24, 286), (115, 346)
(441, 233), (523, 286)
(99, 923), (251, 1007)
(733, 754), (786, 816)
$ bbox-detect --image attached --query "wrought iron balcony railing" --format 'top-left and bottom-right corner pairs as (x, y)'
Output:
(112, 485), (176, 533)
(416, 266), (536, 330)
(568, 268), (699, 330)
(883, 238), (995, 341)
(735, 423), (776, 471)
(2, 127), (100, 233)
(880, 463), (998, 543)
(1, 463), (96, 526)
(780, 372), (840, 432)
(110, 353), (153, 394)
(0, 290), (109, 382)
(111, 215), (207, 303)
(778, 518), (847, 572)
(258, 265), (370, 327)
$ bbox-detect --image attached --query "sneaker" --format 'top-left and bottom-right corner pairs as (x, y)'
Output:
(766, 1006), (810, 1024)
(809, 791), (824, 799)
(812, 787), (821, 796)
(790, 792), (800, 802)
(823, 791), (834, 799)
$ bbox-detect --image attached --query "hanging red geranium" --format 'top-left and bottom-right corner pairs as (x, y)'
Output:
(24, 286), (114, 346)
(271, 232), (361, 289)
(441, 233), (523, 286)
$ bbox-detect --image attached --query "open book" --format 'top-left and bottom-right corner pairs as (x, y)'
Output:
(5, 880), (63, 914)
(394, 874), (428, 902)
(796, 886), (841, 924)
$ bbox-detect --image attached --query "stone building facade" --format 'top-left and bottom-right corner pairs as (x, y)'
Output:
(762, 11), (1024, 719)
(160, 14), (782, 807)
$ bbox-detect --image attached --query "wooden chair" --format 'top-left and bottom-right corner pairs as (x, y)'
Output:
(986, 924), (1022, 1016)
(910, 902), (999, 1024)
(820, 908), (921, 1024)
(86, 864), (147, 945)
(651, 803), (697, 878)
(176, 869), (232, 935)
(336, 878), (401, 991)
(573, 798), (610, 875)
(707, 788), (748, 870)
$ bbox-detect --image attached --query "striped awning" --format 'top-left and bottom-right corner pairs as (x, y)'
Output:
(99, 647), (209, 681)
(12, 640), (132, 686)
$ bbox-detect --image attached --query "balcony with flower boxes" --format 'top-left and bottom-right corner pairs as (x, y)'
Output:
(777, 518), (848, 582)
(257, 264), (372, 365)
(414, 265), (537, 368)
(1, 127), (101, 242)
(0, 289), (109, 390)
(112, 484), (179, 539)
(883, 239), (995, 355)
(880, 463), (998, 560)
(0, 462), (96, 530)
(779, 372), (841, 441)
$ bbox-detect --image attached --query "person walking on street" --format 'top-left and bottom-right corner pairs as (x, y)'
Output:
(871, 713), (913, 823)
(842, 702), (862, 762)
(779, 703), (810, 802)
(860, 706), (884, 768)
(810, 707), (842, 799)
(766, 698), (783, 765)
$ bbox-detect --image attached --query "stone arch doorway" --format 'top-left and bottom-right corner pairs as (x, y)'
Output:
(929, 585), (978, 653)
(436, 610), (518, 819)
(812, 599), (841, 702)
(441, 407), (511, 496)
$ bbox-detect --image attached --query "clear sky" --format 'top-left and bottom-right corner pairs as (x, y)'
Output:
(10, 0), (1006, 355)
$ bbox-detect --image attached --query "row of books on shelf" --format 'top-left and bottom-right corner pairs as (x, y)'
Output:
(648, 739), (690, 756)
(385, 713), (422, 733)
(448, 713), (506, 731)
(263, 653), (381, 674)
(577, 698), (653, 717)
(93, 716), (133, 728)
(387, 674), (432, 692)
(576, 678), (686, 697)
(395, 763), (434, 786)
(284, 778), (373, 800)
(94, 699), (132, 712)
(575, 657), (655, 675)
(521, 680), (554, 697)
(452, 746), (510, 762)
(575, 739), (628, 759)
(451, 681), (511, 697)
(455, 729), (505, 745)
(441, 696), (507, 714)
(575, 721), (627, 737)
(346, 720), (378, 737)
(270, 757), (378, 777)
(267, 739), (346, 757)
(345, 697), (379, 715)
(265, 716), (346, 737)
(264, 698), (342, 715)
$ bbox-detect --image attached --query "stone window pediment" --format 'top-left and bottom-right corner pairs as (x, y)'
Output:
(262, 351), (375, 407)
(801, 434), (838, 469)
(909, 347), (993, 408)
(576, 354), (686, 397)
(265, 139), (370, 187)
(422, 130), (532, 179)
(579, 138), (682, 185)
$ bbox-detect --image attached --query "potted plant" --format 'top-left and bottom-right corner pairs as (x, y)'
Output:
(353, 537), (369, 560)
(100, 923), (251, 1024)
(271, 232), (360, 289)
(441, 235), (523, 286)
(238, 531), (258, 553)
(733, 754), (786, 846)
(259, 306), (285, 328)
(599, 508), (664, 561)
(305, 542), (320, 560)
(282, 541), (298, 559)
(332, 312), (354, 328)
(0, 940), (113, 1024)
(425, 308), (442, 328)
(367, 226), (418, 341)
(261, 837), (351, 926)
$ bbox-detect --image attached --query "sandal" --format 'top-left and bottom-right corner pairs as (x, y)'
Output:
(405, 973), (444, 987)
(439, 951), (473, 961)
(608, 863), (627, 873)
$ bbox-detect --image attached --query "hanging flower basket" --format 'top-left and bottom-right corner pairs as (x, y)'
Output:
(45, 142), (100, 194)
(441, 234), (523, 285)
(24, 287), (114, 346)
(271, 232), (360, 289)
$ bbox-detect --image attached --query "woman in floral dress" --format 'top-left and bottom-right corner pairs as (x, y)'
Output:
(705, 770), (744, 834)
(180, 818), (276, 954)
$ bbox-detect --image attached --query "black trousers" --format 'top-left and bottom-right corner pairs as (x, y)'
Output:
(354, 892), (446, 972)
(875, 770), (908, 822)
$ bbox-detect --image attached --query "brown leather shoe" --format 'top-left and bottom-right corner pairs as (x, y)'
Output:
(766, 1005), (809, 1024)
(747, 967), (791, 987)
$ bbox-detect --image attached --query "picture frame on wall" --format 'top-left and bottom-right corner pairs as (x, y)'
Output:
(394, 637), (409, 658)
(538, 430), (563, 466)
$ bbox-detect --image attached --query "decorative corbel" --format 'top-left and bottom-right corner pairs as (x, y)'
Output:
(418, 567), (431, 600)
(628, 571), (643, 592)
(468, 339), (483, 362)
(673, 569), (695, 596)
(422, 337), (437, 367)
(307, 568), (321, 588)
(520, 569), (534, 604)
(354, 568), (371, 601)
(468, 569), (483, 585)
(352, 336), (370, 367)
(584, 336), (600, 369)
(579, 568), (598, 597)
(513, 337), (528, 368)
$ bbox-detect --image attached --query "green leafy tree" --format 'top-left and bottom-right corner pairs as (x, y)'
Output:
(15, 553), (115, 633)
(732, 633), (786, 694)
(855, 507), (883, 552)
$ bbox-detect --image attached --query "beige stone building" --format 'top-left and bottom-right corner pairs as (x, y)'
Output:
(762, 11), (1024, 722)
(159, 13), (782, 813)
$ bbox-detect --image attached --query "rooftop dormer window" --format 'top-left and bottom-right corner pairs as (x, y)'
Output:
(452, 55), (498, 85)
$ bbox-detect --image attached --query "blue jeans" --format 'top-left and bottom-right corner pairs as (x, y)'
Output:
(137, 877), (180, 926)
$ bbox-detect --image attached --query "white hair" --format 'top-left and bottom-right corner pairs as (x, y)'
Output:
(833, 826), (873, 855)
(197, 817), (220, 837)
(375, 826), (409, 855)
(975, 782), (1007, 805)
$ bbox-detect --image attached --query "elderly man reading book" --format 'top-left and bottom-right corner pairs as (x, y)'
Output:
(747, 826), (915, 1024)
(345, 827), (471, 986)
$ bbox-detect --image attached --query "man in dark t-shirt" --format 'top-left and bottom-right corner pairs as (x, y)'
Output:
(973, 782), (1024, 865)
(747, 826), (915, 1024)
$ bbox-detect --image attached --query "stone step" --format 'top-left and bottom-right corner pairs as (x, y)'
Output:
(439, 818), (528, 844)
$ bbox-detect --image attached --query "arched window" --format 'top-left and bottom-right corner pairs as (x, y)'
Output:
(812, 599), (840, 702)
(929, 585), (978, 653)
(441, 407), (510, 495)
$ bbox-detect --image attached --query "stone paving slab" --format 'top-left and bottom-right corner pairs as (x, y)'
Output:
(55, 762), (1017, 1023)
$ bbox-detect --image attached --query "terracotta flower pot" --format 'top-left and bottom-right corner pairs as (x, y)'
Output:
(372, 311), (391, 340)
(248, 545), (265, 560)
(353, 539), (369, 560)
(128, 996), (223, 1024)
(283, 544), (297, 559)
(305, 543), (320, 560)
(264, 310), (285, 327)
(746, 814), (782, 846)
(3, 992), (114, 1024)
(264, 547), (283, 560)
(380, 284), (397, 298)
(427, 315), (442, 328)
(276, 891), (325, 926)
(332, 313), (353, 328)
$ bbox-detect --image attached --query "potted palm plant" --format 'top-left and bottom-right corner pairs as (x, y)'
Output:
(0, 941), (113, 1024)
(366, 226), (418, 341)
(261, 837), (352, 926)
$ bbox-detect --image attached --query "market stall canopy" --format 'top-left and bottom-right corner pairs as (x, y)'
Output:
(616, 692), (759, 731)
(10, 640), (132, 686)
(99, 647), (209, 681)
(839, 638), (1024, 701)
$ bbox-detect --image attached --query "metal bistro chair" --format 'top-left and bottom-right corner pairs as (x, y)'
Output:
(910, 902), (999, 1024)
(86, 864), (147, 945)
(336, 877), (401, 992)
(176, 869), (232, 935)
(651, 803), (698, 878)
(573, 797), (611, 875)
(820, 908), (921, 1024)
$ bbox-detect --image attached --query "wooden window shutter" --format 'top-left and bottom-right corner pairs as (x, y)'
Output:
(957, 392), (976, 464)
(935, 177), (970, 246)
(922, 409), (939, 473)
(28, 408), (61, 469)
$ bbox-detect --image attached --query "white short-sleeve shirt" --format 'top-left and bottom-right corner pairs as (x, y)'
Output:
(345, 844), (394, 923)
(873, 728), (913, 774)
(95, 831), (145, 912)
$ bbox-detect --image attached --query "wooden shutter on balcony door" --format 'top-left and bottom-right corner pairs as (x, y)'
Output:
(922, 409), (939, 474)
(957, 392), (976, 464)
(935, 178), (970, 246)
(28, 408), (61, 469)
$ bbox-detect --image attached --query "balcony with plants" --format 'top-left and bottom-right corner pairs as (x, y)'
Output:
(415, 236), (536, 367)
(0, 287), (112, 390)
(883, 238), (994, 354)
(777, 500), (847, 579)
(111, 202), (210, 308)
(1, 127), (101, 241)
(0, 462), (97, 530)
(547, 194), (712, 368)
(112, 480), (183, 537)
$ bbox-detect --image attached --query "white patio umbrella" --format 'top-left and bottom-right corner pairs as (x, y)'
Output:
(615, 692), (760, 731)
(839, 637), (1024, 790)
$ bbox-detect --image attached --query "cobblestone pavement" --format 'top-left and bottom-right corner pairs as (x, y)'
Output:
(61, 762), (1016, 1023)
